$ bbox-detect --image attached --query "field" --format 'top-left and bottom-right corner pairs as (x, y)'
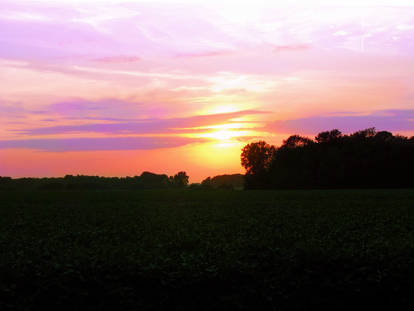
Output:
(1, 189), (414, 310)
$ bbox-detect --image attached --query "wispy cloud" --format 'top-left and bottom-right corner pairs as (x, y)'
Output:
(267, 109), (414, 134)
(0, 136), (207, 152)
(92, 56), (141, 63)
(273, 44), (311, 53)
(2, 0), (413, 66)
(15, 109), (268, 136)
(46, 98), (143, 120)
(174, 50), (233, 59)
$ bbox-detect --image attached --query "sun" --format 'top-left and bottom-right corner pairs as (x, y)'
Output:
(199, 129), (251, 141)
(207, 129), (235, 141)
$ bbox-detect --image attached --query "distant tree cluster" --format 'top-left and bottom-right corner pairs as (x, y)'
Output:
(241, 128), (414, 189)
(0, 171), (189, 191)
(199, 174), (244, 190)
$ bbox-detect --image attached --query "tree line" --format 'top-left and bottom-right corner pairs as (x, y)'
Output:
(200, 174), (244, 190)
(241, 128), (414, 189)
(0, 171), (246, 191)
(0, 171), (189, 191)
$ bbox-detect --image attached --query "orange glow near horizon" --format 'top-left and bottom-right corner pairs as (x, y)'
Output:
(0, 141), (246, 183)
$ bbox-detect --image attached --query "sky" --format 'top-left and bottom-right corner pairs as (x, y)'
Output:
(1, 0), (414, 181)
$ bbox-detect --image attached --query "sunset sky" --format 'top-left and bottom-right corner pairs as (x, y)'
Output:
(1, 0), (414, 181)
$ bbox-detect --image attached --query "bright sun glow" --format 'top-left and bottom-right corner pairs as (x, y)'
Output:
(199, 129), (251, 141)
(189, 140), (245, 169)
(190, 122), (259, 130)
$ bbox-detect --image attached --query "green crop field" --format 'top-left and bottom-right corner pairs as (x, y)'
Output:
(1, 189), (414, 310)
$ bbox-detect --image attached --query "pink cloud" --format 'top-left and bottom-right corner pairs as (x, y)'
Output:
(174, 50), (233, 58)
(15, 109), (268, 136)
(92, 56), (141, 63)
(273, 44), (311, 52)
(266, 109), (414, 135)
(0, 136), (206, 152)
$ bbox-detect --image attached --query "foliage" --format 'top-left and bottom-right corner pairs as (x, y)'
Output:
(241, 141), (275, 189)
(201, 174), (244, 190)
(0, 171), (190, 191)
(171, 171), (189, 188)
(241, 141), (275, 175)
(242, 128), (414, 189)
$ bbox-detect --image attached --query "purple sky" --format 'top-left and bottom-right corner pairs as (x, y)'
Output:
(1, 0), (413, 180)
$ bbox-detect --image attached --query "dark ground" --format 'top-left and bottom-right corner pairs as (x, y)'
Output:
(1, 189), (414, 310)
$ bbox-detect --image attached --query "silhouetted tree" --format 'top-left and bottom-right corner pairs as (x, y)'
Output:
(201, 174), (244, 189)
(171, 171), (189, 188)
(241, 128), (414, 189)
(201, 177), (213, 189)
(241, 141), (275, 175)
(350, 127), (376, 140)
(375, 131), (393, 142)
(281, 135), (314, 148)
(241, 141), (275, 189)
(315, 129), (342, 144)
(140, 172), (170, 189)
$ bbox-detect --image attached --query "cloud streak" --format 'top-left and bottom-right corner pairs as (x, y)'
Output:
(92, 56), (141, 63)
(16, 109), (268, 136)
(267, 109), (414, 134)
(273, 44), (311, 53)
(0, 136), (207, 152)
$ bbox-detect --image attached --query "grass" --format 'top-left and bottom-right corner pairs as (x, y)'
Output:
(1, 189), (414, 310)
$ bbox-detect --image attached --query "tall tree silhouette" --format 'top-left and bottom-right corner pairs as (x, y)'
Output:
(241, 141), (275, 189)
